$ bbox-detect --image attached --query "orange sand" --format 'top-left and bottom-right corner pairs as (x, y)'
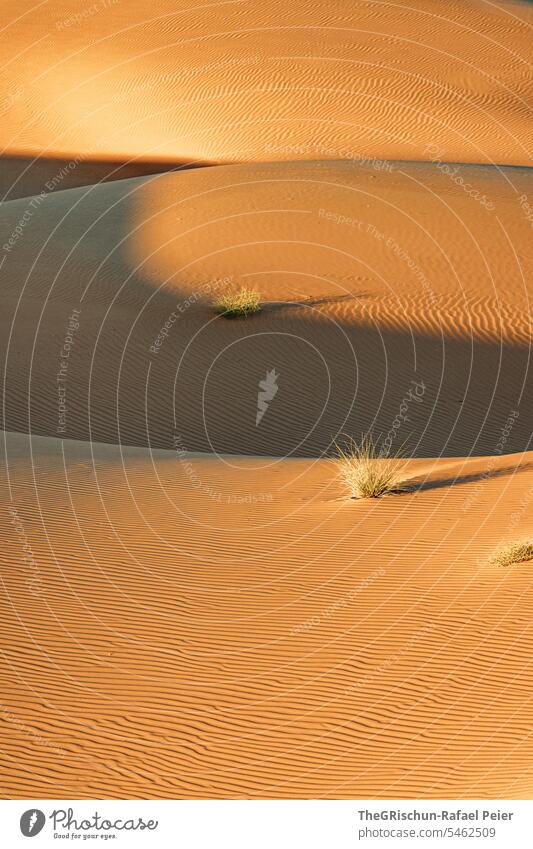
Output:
(1, 0), (532, 800)
(1, 161), (531, 457)
(1, 0), (532, 180)
(2, 433), (533, 798)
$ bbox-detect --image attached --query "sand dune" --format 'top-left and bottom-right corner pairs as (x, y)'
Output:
(1, 0), (532, 176)
(2, 430), (533, 798)
(1, 0), (532, 804)
(0, 154), (205, 202)
(1, 160), (532, 458)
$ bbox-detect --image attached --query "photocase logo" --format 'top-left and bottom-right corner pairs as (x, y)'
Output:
(20, 809), (46, 837)
(256, 368), (279, 425)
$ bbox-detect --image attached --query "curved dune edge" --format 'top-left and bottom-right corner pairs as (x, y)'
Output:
(1, 0), (532, 802)
(0, 154), (208, 203)
(1, 160), (532, 458)
(1, 0), (532, 172)
(1, 430), (533, 799)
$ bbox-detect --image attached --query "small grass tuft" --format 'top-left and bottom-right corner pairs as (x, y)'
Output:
(214, 288), (261, 318)
(336, 434), (405, 499)
(488, 540), (533, 567)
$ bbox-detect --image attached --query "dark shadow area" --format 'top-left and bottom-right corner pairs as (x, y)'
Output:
(408, 462), (533, 492)
(0, 172), (531, 460)
(0, 153), (210, 202)
(262, 294), (359, 313)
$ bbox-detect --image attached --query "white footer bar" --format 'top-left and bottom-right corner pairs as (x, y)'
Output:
(1, 800), (531, 848)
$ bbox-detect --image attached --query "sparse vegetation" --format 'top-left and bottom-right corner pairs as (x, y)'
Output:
(214, 288), (261, 318)
(336, 434), (405, 499)
(488, 540), (533, 567)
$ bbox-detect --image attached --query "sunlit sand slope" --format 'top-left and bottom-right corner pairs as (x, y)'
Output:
(1, 0), (532, 174)
(1, 160), (532, 458)
(1, 431), (532, 799)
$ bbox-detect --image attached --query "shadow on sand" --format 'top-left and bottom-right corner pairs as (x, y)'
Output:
(0, 153), (210, 202)
(407, 462), (533, 493)
(0, 171), (531, 461)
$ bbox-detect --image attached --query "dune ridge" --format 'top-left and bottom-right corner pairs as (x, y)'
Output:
(1, 161), (531, 458)
(1, 0), (532, 178)
(2, 432), (533, 798)
(1, 0), (532, 802)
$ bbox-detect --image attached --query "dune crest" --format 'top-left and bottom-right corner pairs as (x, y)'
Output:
(2, 432), (533, 798)
(1, 160), (531, 458)
(1, 0), (532, 803)
(1, 0), (532, 184)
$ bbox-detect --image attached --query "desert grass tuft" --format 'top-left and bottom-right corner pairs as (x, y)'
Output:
(214, 287), (261, 318)
(336, 434), (405, 499)
(488, 540), (533, 567)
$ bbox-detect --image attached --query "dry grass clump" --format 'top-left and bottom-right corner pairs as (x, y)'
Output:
(214, 288), (261, 318)
(488, 540), (533, 567)
(336, 434), (405, 499)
